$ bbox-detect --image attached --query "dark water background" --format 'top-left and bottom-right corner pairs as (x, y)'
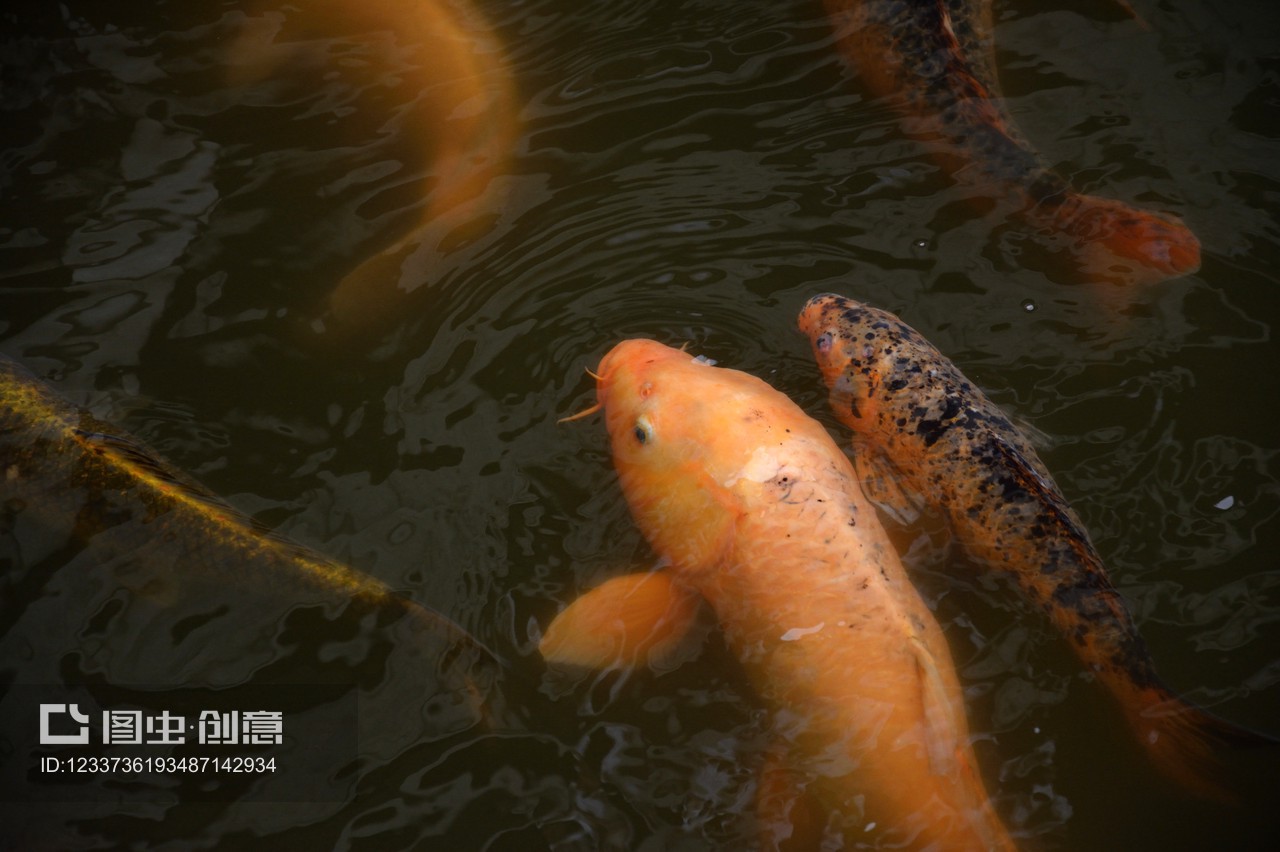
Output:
(2, 0), (1279, 848)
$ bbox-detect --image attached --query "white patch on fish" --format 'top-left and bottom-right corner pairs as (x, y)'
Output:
(781, 622), (825, 642)
(724, 446), (785, 487)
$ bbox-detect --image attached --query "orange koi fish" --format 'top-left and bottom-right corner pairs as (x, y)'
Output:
(225, 0), (518, 337)
(542, 339), (1016, 850)
(798, 292), (1273, 800)
(824, 0), (1200, 283)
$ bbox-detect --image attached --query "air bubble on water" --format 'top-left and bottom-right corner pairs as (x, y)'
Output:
(1214, 495), (1235, 510)
(1021, 299), (1037, 313)
(911, 238), (929, 251)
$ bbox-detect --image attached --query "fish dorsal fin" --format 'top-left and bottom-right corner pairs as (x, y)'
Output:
(910, 636), (960, 778)
(851, 443), (924, 526)
(539, 571), (704, 673)
(75, 426), (312, 549)
(984, 432), (1093, 546)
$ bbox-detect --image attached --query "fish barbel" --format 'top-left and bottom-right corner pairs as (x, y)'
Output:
(542, 339), (1015, 849)
(798, 292), (1274, 800)
(824, 0), (1200, 284)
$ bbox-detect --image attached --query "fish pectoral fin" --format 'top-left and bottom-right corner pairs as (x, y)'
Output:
(852, 445), (923, 526)
(539, 571), (704, 673)
(910, 637), (961, 778)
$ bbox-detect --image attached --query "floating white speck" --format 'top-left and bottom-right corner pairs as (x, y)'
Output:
(865, 822), (877, 832)
(781, 622), (825, 641)
(693, 354), (717, 366)
(1214, 495), (1235, 510)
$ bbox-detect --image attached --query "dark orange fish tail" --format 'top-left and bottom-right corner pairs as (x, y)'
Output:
(1030, 190), (1202, 283)
(1121, 684), (1279, 802)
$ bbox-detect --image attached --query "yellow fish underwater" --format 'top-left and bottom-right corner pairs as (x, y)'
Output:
(798, 292), (1274, 800)
(543, 339), (1016, 850)
(224, 0), (519, 339)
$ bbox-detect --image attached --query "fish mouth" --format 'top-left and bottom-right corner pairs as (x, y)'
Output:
(558, 338), (690, 425)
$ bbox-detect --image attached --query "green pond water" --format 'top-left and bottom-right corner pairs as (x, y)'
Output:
(2, 0), (1278, 848)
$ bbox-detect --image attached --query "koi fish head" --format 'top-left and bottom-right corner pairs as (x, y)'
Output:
(588, 338), (820, 570)
(797, 293), (910, 427)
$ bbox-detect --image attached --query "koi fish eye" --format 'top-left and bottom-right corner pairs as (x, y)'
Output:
(632, 415), (653, 446)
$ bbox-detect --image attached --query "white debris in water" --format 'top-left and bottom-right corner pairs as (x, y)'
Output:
(781, 622), (825, 642)
(692, 354), (717, 366)
(1214, 495), (1235, 510)
(865, 822), (877, 832)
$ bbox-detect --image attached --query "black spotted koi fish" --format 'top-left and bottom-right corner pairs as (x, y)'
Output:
(799, 292), (1273, 801)
(824, 0), (1200, 283)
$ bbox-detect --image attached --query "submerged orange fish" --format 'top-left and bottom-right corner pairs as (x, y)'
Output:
(798, 292), (1271, 799)
(824, 0), (1200, 284)
(542, 339), (1016, 850)
(225, 0), (519, 338)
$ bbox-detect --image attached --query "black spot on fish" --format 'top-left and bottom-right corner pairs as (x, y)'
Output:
(915, 417), (951, 447)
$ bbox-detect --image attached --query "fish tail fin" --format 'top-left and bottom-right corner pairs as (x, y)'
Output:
(1133, 691), (1279, 802)
(1036, 192), (1201, 284)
